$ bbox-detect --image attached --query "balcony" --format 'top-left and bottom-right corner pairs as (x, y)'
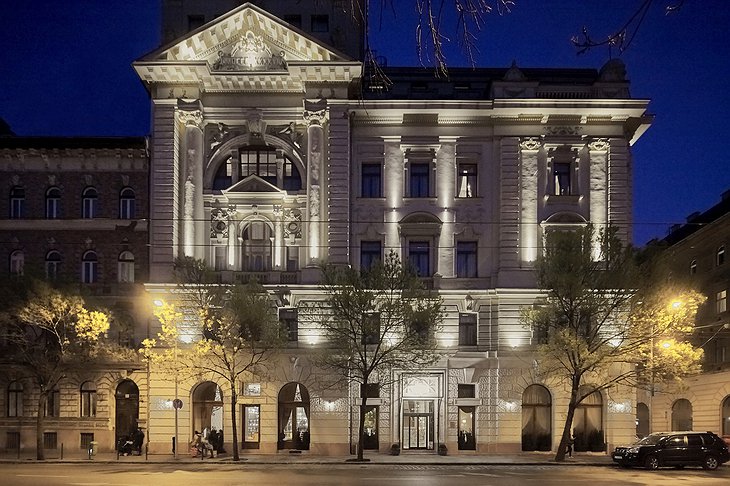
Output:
(217, 271), (300, 285)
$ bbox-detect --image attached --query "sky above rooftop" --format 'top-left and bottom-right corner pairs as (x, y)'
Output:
(0, 0), (728, 246)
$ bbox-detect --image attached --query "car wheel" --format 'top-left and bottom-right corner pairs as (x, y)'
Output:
(644, 455), (660, 470)
(702, 455), (719, 471)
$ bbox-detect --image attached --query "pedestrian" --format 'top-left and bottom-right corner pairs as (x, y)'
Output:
(566, 433), (575, 458)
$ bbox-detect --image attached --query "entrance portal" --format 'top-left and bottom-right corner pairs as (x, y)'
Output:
(115, 380), (139, 444)
(402, 400), (434, 450)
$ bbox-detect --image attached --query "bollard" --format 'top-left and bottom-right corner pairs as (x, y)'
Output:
(61, 443), (64, 460)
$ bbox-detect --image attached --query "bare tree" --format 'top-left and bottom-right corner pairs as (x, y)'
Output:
(309, 252), (443, 460)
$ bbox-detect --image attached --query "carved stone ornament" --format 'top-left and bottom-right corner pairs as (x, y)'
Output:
(283, 208), (303, 239)
(304, 108), (327, 127)
(177, 109), (203, 129)
(587, 139), (610, 151)
(309, 186), (320, 217)
(543, 126), (583, 136)
(210, 208), (229, 239)
(211, 31), (287, 73)
(519, 137), (542, 151)
(245, 110), (267, 136)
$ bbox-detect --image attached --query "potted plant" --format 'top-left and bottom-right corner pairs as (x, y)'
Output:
(389, 443), (401, 456)
(438, 443), (448, 456)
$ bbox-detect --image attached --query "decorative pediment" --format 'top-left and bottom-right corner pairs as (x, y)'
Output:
(224, 175), (284, 194)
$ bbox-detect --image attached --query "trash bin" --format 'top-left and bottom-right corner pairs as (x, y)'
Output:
(89, 441), (98, 456)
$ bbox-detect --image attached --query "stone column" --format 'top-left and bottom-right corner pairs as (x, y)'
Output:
(273, 205), (284, 270)
(382, 136), (403, 260)
(437, 138), (457, 277)
(588, 139), (609, 259)
(520, 138), (542, 263)
(304, 100), (328, 266)
(176, 105), (204, 259)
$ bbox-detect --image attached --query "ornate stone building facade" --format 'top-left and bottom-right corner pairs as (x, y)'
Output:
(136, 4), (652, 456)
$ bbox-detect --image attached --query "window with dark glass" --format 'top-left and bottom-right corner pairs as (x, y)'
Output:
(409, 163), (430, 197)
(457, 163), (477, 198)
(717, 290), (727, 314)
(553, 162), (572, 195)
(82, 251), (97, 284)
(361, 163), (382, 198)
(46, 187), (61, 219)
(43, 432), (58, 450)
(362, 383), (380, 398)
(118, 251), (134, 283)
(236, 148), (302, 191)
(45, 387), (60, 417)
(46, 250), (61, 280)
(690, 259), (697, 275)
(80, 381), (97, 417)
(360, 241), (382, 270)
(10, 186), (25, 219)
(119, 187), (135, 219)
(279, 308), (298, 342)
(362, 312), (380, 345)
(459, 313), (477, 346)
(718, 246), (726, 266)
(408, 241), (430, 276)
(82, 187), (98, 218)
(80, 433), (94, 450)
(456, 241), (477, 278)
(7, 381), (23, 417)
(457, 383), (476, 398)
(311, 14), (329, 32)
(283, 14), (302, 28)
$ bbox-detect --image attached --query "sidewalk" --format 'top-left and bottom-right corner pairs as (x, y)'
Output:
(0, 450), (615, 466)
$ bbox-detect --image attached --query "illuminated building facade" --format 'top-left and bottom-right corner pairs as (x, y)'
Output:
(137, 3), (652, 455)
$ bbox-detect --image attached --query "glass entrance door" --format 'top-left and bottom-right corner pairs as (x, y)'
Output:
(402, 400), (434, 450)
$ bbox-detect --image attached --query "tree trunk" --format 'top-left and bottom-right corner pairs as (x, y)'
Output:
(357, 395), (367, 461)
(36, 393), (47, 460)
(230, 383), (239, 461)
(554, 384), (579, 462)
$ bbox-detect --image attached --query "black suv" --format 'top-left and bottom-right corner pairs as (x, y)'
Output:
(612, 431), (730, 470)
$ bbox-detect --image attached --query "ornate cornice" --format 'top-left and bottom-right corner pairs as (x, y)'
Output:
(519, 137), (543, 151)
(176, 109), (203, 129)
(587, 138), (610, 151)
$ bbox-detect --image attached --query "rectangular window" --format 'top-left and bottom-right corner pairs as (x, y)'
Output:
(360, 241), (382, 270)
(361, 383), (380, 398)
(81, 390), (97, 417)
(409, 163), (430, 197)
(279, 308), (298, 342)
(456, 241), (477, 278)
(457, 383), (476, 398)
(10, 199), (24, 219)
(457, 163), (477, 198)
(553, 162), (572, 195)
(459, 313), (477, 346)
(362, 312), (380, 345)
(718, 290), (728, 314)
(283, 14), (302, 28)
(44, 432), (58, 450)
(80, 433), (94, 450)
(46, 198), (59, 219)
(361, 163), (382, 198)
(242, 405), (260, 448)
(82, 261), (97, 284)
(311, 14), (329, 32)
(6, 432), (20, 449)
(45, 389), (60, 417)
(408, 241), (430, 276)
(82, 199), (97, 219)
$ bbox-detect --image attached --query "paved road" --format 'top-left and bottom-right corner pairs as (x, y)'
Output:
(3, 463), (730, 486)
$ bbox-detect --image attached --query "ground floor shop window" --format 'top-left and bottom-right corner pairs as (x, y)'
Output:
(671, 398), (693, 431)
(458, 406), (476, 450)
(363, 406), (379, 450)
(636, 402), (650, 438)
(242, 404), (260, 449)
(402, 400), (434, 450)
(522, 384), (551, 451)
(574, 389), (604, 452)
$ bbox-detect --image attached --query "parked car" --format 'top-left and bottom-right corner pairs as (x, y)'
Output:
(612, 431), (730, 470)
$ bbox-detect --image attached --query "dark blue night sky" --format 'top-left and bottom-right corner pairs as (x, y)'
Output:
(1, 0), (728, 246)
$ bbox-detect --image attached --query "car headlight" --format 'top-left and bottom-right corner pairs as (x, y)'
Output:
(627, 447), (641, 454)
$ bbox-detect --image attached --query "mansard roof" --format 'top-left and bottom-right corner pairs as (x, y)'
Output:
(134, 2), (360, 90)
(663, 190), (730, 245)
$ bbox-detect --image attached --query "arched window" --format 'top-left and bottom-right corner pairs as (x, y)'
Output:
(119, 187), (135, 219)
(10, 250), (24, 276)
(9, 186), (25, 219)
(671, 398), (693, 431)
(46, 187), (61, 219)
(45, 250), (61, 280)
(689, 260), (697, 275)
(192, 382), (224, 436)
(718, 246), (726, 266)
(241, 221), (272, 271)
(82, 250), (97, 283)
(8, 381), (23, 417)
(636, 402), (650, 438)
(574, 388), (604, 452)
(278, 382), (310, 450)
(82, 187), (98, 218)
(213, 147), (303, 191)
(118, 251), (134, 283)
(80, 381), (97, 417)
(522, 384), (552, 451)
(722, 396), (730, 437)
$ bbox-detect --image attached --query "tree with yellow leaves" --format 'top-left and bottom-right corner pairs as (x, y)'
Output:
(0, 278), (111, 460)
(523, 225), (703, 462)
